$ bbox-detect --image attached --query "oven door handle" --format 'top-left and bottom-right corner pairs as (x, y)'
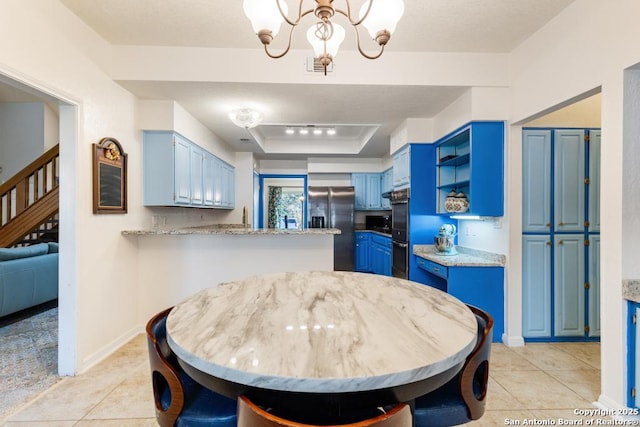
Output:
(392, 241), (408, 248)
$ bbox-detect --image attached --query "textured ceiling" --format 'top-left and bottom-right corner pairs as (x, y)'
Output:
(59, 0), (575, 53)
(3, 1), (577, 159)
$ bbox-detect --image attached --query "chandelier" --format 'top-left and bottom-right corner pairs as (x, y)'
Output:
(228, 108), (264, 129)
(242, 0), (405, 75)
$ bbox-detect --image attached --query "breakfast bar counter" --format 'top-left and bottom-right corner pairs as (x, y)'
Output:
(122, 224), (341, 236)
(166, 271), (477, 420)
(122, 225), (341, 322)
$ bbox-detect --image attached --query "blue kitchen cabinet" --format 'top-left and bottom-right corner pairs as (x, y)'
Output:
(447, 266), (504, 343)
(355, 232), (371, 272)
(203, 152), (214, 206)
(392, 145), (410, 189)
(589, 235), (600, 337)
(371, 233), (392, 276)
(414, 259), (504, 342)
(173, 134), (192, 205)
(381, 168), (392, 209)
(522, 128), (600, 341)
(522, 235), (552, 338)
(354, 231), (391, 276)
(190, 144), (205, 206)
(554, 130), (585, 233)
(628, 301), (640, 408)
(435, 122), (504, 216)
(589, 130), (601, 233)
(522, 129), (552, 233)
(554, 234), (585, 337)
(143, 131), (235, 209)
(352, 173), (382, 210)
(214, 158), (235, 208)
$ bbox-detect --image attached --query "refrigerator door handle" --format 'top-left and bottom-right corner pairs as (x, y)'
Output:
(392, 241), (408, 248)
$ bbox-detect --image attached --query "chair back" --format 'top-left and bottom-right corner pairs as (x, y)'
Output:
(460, 305), (494, 420)
(237, 395), (412, 427)
(146, 306), (185, 427)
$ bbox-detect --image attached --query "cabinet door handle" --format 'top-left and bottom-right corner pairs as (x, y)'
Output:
(558, 240), (564, 245)
(558, 222), (565, 227)
(546, 223), (551, 228)
(546, 241), (552, 246)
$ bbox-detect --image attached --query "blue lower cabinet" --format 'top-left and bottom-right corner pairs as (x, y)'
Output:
(414, 259), (504, 342)
(629, 301), (640, 408)
(355, 232), (371, 272)
(355, 232), (391, 276)
(371, 234), (392, 277)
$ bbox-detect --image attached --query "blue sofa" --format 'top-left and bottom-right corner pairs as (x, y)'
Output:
(0, 242), (58, 318)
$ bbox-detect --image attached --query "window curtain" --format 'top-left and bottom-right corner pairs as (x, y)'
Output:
(267, 186), (283, 228)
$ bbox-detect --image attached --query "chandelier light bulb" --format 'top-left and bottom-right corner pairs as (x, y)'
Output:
(306, 21), (345, 58)
(242, 0), (288, 37)
(359, 0), (405, 41)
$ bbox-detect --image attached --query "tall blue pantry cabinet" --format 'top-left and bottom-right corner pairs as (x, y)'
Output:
(522, 129), (601, 340)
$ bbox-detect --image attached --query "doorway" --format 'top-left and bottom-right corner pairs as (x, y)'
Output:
(258, 174), (307, 229)
(0, 70), (79, 376)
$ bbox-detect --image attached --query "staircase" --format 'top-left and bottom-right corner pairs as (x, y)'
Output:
(0, 144), (59, 247)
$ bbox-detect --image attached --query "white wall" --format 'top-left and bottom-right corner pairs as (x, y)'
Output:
(0, 0), (144, 374)
(507, 0), (640, 409)
(0, 103), (46, 180)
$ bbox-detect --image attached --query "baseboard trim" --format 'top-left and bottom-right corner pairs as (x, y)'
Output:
(78, 323), (143, 375)
(502, 333), (525, 347)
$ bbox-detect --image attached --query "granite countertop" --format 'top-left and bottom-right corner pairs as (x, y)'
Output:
(166, 271), (477, 394)
(413, 245), (506, 267)
(623, 280), (640, 303)
(122, 224), (341, 236)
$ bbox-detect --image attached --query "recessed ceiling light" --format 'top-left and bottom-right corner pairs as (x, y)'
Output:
(299, 129), (309, 135)
(327, 129), (336, 135)
(285, 128), (295, 135)
(313, 129), (322, 135)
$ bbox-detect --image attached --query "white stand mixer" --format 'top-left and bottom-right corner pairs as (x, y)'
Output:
(434, 224), (457, 255)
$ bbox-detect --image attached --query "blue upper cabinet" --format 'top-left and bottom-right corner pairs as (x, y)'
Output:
(143, 131), (234, 209)
(554, 130), (585, 233)
(522, 130), (552, 232)
(589, 130), (601, 233)
(352, 173), (383, 210)
(382, 168), (393, 209)
(392, 146), (411, 189)
(435, 122), (504, 216)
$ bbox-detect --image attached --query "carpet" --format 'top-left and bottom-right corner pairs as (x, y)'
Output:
(0, 302), (60, 419)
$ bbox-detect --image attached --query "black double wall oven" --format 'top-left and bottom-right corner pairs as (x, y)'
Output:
(390, 188), (409, 279)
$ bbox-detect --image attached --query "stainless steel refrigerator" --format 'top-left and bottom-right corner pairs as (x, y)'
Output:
(307, 186), (355, 271)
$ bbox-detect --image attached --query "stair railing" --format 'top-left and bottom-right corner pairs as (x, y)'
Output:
(0, 144), (59, 227)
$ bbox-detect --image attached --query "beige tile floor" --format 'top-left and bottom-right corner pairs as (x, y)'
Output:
(1, 337), (602, 426)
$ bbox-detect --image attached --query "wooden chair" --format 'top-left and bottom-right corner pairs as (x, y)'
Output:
(413, 305), (494, 427)
(237, 395), (413, 427)
(146, 307), (237, 427)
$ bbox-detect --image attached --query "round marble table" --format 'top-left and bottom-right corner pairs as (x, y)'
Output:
(166, 271), (478, 421)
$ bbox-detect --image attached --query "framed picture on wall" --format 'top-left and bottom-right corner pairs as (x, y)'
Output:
(92, 137), (127, 214)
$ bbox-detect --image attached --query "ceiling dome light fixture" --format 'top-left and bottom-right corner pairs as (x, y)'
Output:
(228, 108), (264, 129)
(242, 0), (405, 75)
